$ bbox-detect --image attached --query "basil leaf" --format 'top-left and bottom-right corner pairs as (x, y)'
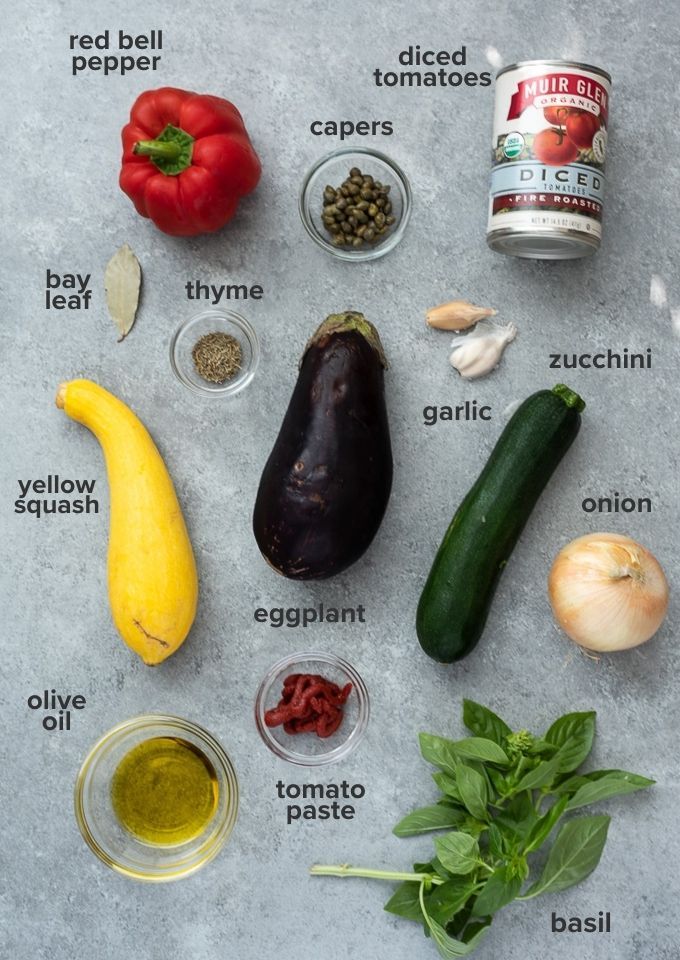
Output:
(587, 768), (654, 785)
(460, 920), (492, 944)
(495, 794), (538, 850)
(471, 866), (522, 917)
(463, 700), (512, 745)
(555, 768), (654, 796)
(394, 804), (467, 837)
(523, 795), (568, 853)
(486, 822), (505, 858)
(506, 854), (529, 882)
(496, 792), (537, 840)
(446, 903), (473, 941)
(432, 857), (453, 880)
(458, 816), (487, 839)
(544, 711), (596, 773)
(434, 832), (480, 875)
(566, 774), (655, 811)
(487, 767), (509, 797)
(514, 752), (562, 792)
(434, 772), (463, 802)
(450, 737), (509, 766)
(524, 815), (610, 898)
(384, 882), (425, 921)
(456, 763), (489, 821)
(420, 733), (460, 777)
(551, 774), (589, 795)
(412, 859), (454, 881)
(428, 917), (488, 957)
(427, 879), (477, 925)
(527, 738), (559, 757)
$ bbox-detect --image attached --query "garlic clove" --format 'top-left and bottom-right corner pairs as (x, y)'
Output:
(449, 320), (517, 379)
(426, 299), (497, 331)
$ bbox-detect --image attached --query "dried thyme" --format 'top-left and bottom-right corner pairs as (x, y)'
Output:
(192, 332), (242, 383)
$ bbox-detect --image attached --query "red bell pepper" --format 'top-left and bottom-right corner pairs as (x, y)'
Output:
(120, 87), (261, 237)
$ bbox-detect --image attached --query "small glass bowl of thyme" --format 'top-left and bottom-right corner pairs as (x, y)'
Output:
(299, 146), (412, 262)
(170, 309), (260, 398)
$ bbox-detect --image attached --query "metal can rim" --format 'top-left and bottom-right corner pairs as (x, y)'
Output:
(496, 59), (611, 83)
(487, 225), (600, 259)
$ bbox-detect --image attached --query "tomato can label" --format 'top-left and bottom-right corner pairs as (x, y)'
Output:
(487, 60), (612, 259)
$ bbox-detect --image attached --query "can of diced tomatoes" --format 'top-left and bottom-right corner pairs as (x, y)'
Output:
(487, 60), (611, 259)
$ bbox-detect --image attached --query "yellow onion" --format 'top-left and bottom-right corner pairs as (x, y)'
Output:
(548, 532), (669, 651)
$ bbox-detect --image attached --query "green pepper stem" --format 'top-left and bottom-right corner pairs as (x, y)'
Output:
(133, 138), (183, 160)
(310, 864), (444, 885)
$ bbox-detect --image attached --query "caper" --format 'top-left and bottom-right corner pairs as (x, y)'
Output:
(319, 164), (400, 249)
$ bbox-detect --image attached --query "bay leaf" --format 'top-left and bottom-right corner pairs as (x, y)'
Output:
(104, 243), (141, 341)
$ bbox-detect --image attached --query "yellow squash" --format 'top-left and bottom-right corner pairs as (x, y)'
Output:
(56, 379), (198, 665)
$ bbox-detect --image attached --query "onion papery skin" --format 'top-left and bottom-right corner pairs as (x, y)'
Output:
(548, 532), (669, 651)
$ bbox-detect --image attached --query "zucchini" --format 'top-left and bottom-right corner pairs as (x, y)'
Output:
(416, 384), (585, 663)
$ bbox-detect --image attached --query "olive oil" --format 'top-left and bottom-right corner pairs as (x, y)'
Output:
(111, 737), (219, 846)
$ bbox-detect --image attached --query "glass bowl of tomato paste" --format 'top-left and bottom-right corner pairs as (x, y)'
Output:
(255, 652), (369, 766)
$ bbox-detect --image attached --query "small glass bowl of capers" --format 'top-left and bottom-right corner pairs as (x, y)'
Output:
(299, 147), (412, 262)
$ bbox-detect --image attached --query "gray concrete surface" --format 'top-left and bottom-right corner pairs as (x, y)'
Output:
(1, 1), (679, 958)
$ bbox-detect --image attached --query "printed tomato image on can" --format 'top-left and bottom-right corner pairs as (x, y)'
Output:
(487, 60), (611, 259)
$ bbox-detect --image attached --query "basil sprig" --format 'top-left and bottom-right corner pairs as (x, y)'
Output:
(311, 700), (654, 959)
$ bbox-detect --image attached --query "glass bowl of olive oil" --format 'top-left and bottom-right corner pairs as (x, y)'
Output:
(74, 715), (238, 881)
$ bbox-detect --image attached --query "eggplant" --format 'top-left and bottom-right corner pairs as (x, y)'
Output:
(253, 312), (392, 580)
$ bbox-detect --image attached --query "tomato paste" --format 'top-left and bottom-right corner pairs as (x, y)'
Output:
(487, 60), (611, 259)
(265, 673), (353, 738)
